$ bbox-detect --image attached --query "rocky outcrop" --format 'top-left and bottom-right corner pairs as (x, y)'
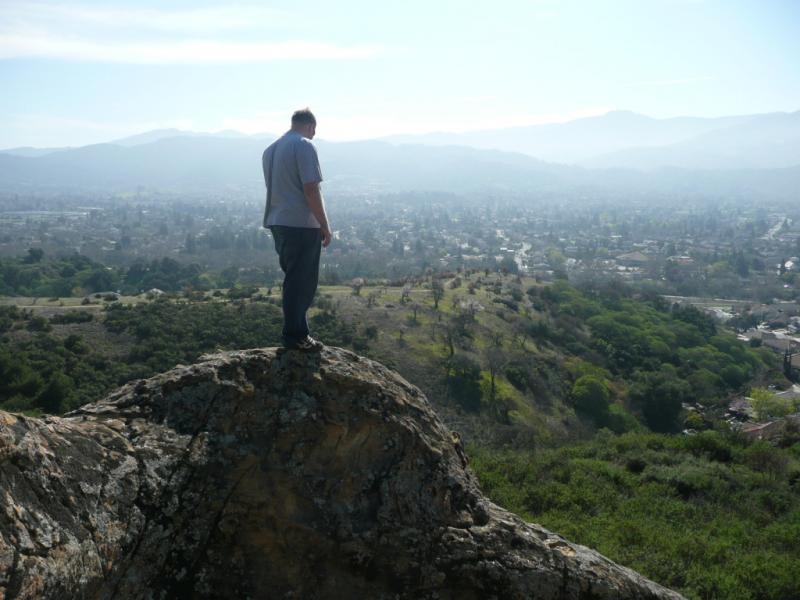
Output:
(0, 347), (686, 599)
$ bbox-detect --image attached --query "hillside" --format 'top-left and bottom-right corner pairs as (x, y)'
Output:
(0, 347), (684, 599)
(1, 271), (799, 599)
(1, 271), (789, 441)
(472, 430), (800, 600)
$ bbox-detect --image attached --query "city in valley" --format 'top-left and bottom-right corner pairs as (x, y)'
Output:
(2, 186), (799, 434)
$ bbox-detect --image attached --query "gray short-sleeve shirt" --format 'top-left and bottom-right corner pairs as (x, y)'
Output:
(263, 131), (323, 228)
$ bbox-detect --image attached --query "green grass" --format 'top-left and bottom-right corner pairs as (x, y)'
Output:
(469, 430), (800, 600)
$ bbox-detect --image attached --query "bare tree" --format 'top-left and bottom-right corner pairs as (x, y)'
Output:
(442, 320), (464, 357)
(483, 347), (508, 403)
(443, 327), (455, 357)
(431, 279), (444, 310)
(401, 283), (412, 304)
(460, 299), (484, 320)
(511, 317), (529, 351)
(410, 301), (421, 323)
(350, 277), (365, 296)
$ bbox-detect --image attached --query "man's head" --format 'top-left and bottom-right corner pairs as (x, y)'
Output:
(291, 108), (317, 139)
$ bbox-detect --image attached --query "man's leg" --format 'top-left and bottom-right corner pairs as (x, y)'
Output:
(296, 227), (322, 336)
(271, 226), (322, 346)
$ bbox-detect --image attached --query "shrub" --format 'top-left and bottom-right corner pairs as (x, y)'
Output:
(683, 431), (734, 462)
(504, 364), (528, 391)
(605, 404), (641, 434)
(571, 375), (611, 424)
(26, 316), (51, 332)
(744, 441), (789, 476)
(50, 311), (94, 324)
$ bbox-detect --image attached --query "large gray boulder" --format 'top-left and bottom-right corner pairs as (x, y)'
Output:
(0, 347), (685, 599)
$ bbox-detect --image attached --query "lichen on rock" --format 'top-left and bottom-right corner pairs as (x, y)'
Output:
(0, 347), (686, 599)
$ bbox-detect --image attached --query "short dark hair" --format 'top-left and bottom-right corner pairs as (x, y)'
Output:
(291, 108), (316, 126)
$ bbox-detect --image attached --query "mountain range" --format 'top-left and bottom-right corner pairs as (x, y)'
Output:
(382, 109), (800, 169)
(0, 110), (798, 197)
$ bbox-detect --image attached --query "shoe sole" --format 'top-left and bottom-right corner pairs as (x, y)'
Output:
(282, 342), (323, 352)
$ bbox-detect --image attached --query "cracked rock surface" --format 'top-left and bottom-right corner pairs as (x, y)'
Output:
(0, 347), (685, 599)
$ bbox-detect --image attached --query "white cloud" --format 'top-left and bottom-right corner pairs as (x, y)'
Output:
(0, 1), (381, 63)
(624, 76), (714, 87)
(0, 34), (381, 63)
(0, 2), (290, 34)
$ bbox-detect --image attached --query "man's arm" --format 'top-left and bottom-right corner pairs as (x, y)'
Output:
(303, 182), (332, 247)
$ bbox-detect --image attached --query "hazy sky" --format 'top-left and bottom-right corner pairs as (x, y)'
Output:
(1, 0), (798, 147)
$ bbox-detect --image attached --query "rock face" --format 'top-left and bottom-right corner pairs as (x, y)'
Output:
(0, 347), (686, 599)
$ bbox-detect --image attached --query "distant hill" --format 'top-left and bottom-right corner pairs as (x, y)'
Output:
(383, 110), (800, 170)
(0, 136), (573, 193)
(0, 126), (798, 199)
(0, 129), (276, 157)
(383, 110), (753, 163)
(3, 109), (799, 173)
(0, 146), (71, 158)
(582, 111), (800, 170)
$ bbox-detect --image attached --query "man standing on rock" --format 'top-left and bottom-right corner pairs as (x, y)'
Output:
(263, 108), (332, 351)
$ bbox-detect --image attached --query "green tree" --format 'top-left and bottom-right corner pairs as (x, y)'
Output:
(447, 354), (482, 412)
(0, 351), (43, 400)
(218, 266), (239, 289)
(24, 247), (44, 263)
(571, 375), (611, 423)
(629, 365), (689, 432)
(37, 372), (73, 414)
(686, 368), (724, 402)
(499, 255), (518, 274)
(749, 387), (793, 421)
(84, 269), (114, 292)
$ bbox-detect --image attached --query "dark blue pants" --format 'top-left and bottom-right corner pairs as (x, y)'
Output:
(270, 226), (322, 345)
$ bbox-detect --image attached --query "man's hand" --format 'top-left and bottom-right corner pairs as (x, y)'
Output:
(320, 226), (332, 247)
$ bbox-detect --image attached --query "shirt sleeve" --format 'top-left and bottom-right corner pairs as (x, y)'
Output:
(296, 140), (323, 185)
(262, 146), (272, 187)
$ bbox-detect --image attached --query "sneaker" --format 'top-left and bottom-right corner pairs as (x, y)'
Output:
(287, 336), (324, 352)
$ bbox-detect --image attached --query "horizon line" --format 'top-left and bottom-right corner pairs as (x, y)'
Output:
(3, 107), (800, 152)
